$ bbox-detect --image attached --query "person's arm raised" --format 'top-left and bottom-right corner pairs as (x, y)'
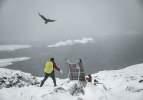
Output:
(53, 62), (60, 71)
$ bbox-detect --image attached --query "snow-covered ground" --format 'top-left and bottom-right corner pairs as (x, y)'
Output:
(0, 57), (31, 67)
(0, 68), (39, 89)
(0, 45), (31, 51)
(91, 63), (143, 100)
(0, 63), (143, 100)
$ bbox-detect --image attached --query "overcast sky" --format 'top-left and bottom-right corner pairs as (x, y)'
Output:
(0, 0), (143, 44)
(0, 0), (143, 75)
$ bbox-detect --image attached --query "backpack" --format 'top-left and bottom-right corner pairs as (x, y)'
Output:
(44, 61), (54, 74)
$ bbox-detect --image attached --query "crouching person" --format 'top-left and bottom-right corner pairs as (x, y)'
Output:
(40, 58), (62, 87)
(85, 74), (92, 82)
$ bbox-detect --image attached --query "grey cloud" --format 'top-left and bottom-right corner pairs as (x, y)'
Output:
(0, 0), (6, 8)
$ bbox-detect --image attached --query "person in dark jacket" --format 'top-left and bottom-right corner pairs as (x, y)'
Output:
(85, 74), (92, 82)
(40, 58), (62, 87)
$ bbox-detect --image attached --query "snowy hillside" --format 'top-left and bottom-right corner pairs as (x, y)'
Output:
(0, 63), (143, 100)
(0, 68), (39, 89)
(91, 63), (143, 100)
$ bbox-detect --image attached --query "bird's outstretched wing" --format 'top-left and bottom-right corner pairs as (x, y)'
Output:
(38, 13), (48, 21)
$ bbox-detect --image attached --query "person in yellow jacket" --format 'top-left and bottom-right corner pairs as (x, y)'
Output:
(40, 58), (62, 87)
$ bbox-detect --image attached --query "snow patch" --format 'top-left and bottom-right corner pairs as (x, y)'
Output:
(0, 57), (31, 67)
(0, 45), (31, 51)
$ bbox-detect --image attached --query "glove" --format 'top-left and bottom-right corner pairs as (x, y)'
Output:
(60, 69), (63, 74)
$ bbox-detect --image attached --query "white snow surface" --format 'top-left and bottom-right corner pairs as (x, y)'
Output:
(0, 68), (39, 89)
(0, 45), (31, 51)
(0, 57), (31, 67)
(0, 63), (143, 100)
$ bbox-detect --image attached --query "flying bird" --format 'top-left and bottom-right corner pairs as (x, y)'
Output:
(38, 13), (56, 24)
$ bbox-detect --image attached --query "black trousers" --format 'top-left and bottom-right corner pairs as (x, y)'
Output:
(40, 71), (57, 87)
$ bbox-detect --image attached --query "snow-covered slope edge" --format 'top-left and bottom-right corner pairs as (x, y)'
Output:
(0, 63), (143, 100)
(0, 68), (39, 89)
(91, 63), (143, 100)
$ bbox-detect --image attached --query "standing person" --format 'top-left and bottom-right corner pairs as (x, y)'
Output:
(40, 58), (62, 87)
